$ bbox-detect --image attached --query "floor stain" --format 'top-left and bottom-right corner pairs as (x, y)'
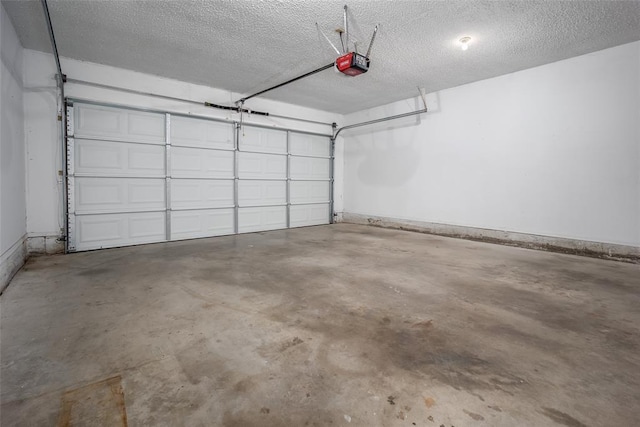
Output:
(56, 376), (127, 427)
(76, 267), (112, 276)
(471, 392), (485, 402)
(280, 337), (304, 352)
(412, 320), (433, 329)
(540, 407), (587, 427)
(463, 409), (485, 421)
(424, 397), (435, 408)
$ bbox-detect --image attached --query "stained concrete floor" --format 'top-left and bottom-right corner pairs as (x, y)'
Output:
(1, 224), (639, 426)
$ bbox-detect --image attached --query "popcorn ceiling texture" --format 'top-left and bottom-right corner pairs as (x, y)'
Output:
(4, 0), (640, 113)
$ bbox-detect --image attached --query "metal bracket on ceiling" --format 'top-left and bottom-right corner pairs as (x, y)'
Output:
(317, 22), (341, 55)
(215, 5), (380, 113)
(418, 87), (428, 110)
(343, 5), (349, 54)
(321, 5), (378, 60)
(366, 25), (378, 58)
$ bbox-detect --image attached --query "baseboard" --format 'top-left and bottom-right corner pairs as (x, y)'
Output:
(341, 213), (640, 263)
(27, 234), (64, 255)
(0, 236), (27, 294)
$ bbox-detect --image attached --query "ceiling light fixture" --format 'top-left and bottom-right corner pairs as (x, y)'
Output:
(459, 36), (472, 51)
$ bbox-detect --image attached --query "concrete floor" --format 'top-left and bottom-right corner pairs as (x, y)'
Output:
(1, 224), (639, 426)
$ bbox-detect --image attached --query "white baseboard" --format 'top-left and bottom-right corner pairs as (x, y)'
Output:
(341, 212), (640, 262)
(0, 236), (27, 293)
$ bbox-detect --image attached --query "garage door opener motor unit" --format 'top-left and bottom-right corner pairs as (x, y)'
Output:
(206, 4), (379, 117)
(336, 52), (369, 76)
(324, 5), (378, 77)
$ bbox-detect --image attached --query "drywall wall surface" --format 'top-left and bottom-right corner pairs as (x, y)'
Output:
(23, 50), (344, 244)
(343, 41), (640, 247)
(22, 49), (63, 253)
(1, 3), (26, 289)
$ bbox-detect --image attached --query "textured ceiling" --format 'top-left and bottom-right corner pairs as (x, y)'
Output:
(4, 0), (640, 114)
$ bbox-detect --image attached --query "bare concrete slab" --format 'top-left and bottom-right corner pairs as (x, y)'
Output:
(1, 224), (639, 426)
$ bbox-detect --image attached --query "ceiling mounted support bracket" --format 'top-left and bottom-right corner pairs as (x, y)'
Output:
(418, 87), (428, 110)
(366, 25), (378, 58)
(343, 5), (349, 54)
(230, 4), (378, 107)
(317, 22), (341, 55)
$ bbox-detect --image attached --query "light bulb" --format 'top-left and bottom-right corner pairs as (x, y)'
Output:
(459, 36), (471, 51)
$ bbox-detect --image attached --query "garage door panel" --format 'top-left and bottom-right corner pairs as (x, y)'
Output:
(290, 157), (330, 180)
(290, 204), (330, 227)
(290, 181), (330, 204)
(171, 179), (234, 209)
(75, 104), (165, 144)
(290, 133), (330, 157)
(171, 209), (234, 240)
(75, 139), (165, 177)
(68, 102), (333, 251)
(240, 127), (287, 154)
(238, 180), (286, 207)
(171, 116), (234, 150)
(128, 147), (166, 174)
(75, 212), (166, 251)
(127, 113), (166, 141)
(171, 147), (234, 178)
(238, 152), (286, 179)
(238, 206), (286, 233)
(76, 177), (165, 213)
(76, 104), (120, 136)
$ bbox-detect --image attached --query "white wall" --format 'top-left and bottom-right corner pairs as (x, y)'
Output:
(0, 3), (26, 289)
(343, 41), (640, 248)
(23, 41), (639, 252)
(23, 50), (343, 250)
(23, 50), (61, 254)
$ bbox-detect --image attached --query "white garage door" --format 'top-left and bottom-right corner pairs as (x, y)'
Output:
(66, 101), (332, 252)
